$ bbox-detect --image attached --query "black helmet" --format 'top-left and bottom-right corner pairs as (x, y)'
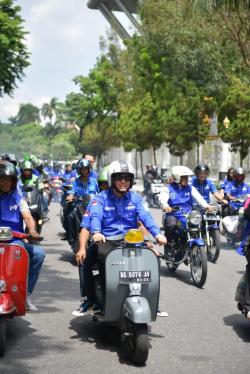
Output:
(77, 159), (90, 174)
(0, 160), (18, 190)
(194, 163), (210, 176)
(2, 153), (17, 166)
(234, 167), (245, 177)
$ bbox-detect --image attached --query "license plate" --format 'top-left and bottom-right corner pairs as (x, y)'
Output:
(119, 270), (151, 283)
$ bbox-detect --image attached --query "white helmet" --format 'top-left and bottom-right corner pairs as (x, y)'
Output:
(107, 160), (135, 189)
(172, 166), (193, 183)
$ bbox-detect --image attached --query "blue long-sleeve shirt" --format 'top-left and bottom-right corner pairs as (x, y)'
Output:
(88, 188), (160, 238)
(67, 176), (99, 197)
(191, 177), (217, 203)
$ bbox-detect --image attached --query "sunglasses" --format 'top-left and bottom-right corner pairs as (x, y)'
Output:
(114, 174), (131, 182)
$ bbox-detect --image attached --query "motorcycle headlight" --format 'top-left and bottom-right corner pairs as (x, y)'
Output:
(0, 227), (13, 241)
(124, 229), (144, 244)
(189, 211), (202, 225)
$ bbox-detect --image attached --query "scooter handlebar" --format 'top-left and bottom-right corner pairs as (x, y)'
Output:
(12, 231), (44, 241)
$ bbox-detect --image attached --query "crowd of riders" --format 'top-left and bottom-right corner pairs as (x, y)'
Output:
(1, 152), (250, 322)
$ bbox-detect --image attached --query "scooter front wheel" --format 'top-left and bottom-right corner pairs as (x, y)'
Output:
(190, 245), (207, 288)
(128, 323), (149, 365)
(0, 316), (7, 356)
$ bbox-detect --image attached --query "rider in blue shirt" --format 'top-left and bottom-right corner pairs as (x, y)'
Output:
(159, 166), (212, 246)
(89, 161), (166, 242)
(220, 167), (235, 190)
(66, 159), (99, 200)
(192, 163), (227, 204)
(0, 161), (45, 311)
(224, 168), (250, 215)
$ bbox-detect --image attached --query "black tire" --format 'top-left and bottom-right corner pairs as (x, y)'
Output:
(0, 317), (7, 356)
(128, 324), (149, 365)
(190, 245), (207, 288)
(207, 230), (220, 263)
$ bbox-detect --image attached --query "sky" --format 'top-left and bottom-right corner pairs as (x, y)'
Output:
(0, 0), (128, 122)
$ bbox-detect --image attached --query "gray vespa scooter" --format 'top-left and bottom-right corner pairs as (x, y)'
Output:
(93, 229), (160, 365)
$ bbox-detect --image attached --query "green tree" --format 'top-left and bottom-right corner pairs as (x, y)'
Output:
(41, 97), (59, 124)
(219, 77), (250, 165)
(14, 103), (40, 125)
(189, 0), (250, 68)
(0, 0), (30, 96)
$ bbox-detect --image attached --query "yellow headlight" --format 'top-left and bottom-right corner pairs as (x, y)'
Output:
(124, 229), (144, 244)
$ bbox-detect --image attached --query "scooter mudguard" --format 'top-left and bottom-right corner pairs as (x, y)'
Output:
(0, 293), (16, 315)
(188, 238), (204, 247)
(122, 296), (151, 324)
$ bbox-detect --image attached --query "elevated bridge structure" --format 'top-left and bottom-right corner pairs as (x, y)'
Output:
(87, 0), (142, 40)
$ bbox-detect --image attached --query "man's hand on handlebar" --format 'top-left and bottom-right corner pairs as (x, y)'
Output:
(163, 206), (172, 213)
(220, 199), (228, 205)
(92, 232), (106, 243)
(29, 229), (40, 240)
(155, 233), (167, 246)
(206, 205), (214, 213)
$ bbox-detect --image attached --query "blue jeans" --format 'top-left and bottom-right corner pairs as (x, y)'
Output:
(14, 240), (45, 294)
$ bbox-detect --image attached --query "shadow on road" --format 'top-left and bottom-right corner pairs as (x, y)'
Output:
(160, 264), (193, 286)
(69, 317), (159, 367)
(223, 314), (250, 343)
(0, 318), (68, 374)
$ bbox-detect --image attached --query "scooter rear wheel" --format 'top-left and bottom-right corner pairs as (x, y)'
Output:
(0, 316), (7, 356)
(128, 323), (149, 365)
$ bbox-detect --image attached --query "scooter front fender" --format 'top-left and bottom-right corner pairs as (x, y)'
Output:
(0, 293), (16, 315)
(122, 296), (152, 324)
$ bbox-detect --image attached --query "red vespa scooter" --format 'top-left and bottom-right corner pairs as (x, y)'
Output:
(0, 227), (35, 356)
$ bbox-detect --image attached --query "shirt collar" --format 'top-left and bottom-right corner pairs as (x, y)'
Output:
(109, 188), (130, 200)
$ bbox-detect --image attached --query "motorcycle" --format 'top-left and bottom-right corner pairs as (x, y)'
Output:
(145, 179), (165, 208)
(221, 196), (247, 245)
(64, 195), (91, 252)
(235, 237), (250, 320)
(22, 185), (44, 234)
(51, 176), (62, 202)
(163, 207), (207, 288)
(91, 229), (159, 365)
(201, 204), (221, 263)
(0, 227), (42, 355)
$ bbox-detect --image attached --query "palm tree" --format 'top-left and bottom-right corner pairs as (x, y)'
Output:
(41, 97), (58, 125)
(15, 103), (40, 125)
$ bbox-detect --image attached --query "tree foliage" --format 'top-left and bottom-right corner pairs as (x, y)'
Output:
(0, 0), (30, 96)
(218, 77), (250, 165)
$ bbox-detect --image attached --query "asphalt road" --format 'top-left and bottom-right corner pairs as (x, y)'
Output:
(0, 202), (249, 374)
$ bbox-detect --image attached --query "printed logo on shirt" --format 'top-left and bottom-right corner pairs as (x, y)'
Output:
(125, 205), (136, 210)
(104, 206), (115, 211)
(185, 192), (190, 196)
(10, 204), (18, 211)
(92, 201), (98, 206)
